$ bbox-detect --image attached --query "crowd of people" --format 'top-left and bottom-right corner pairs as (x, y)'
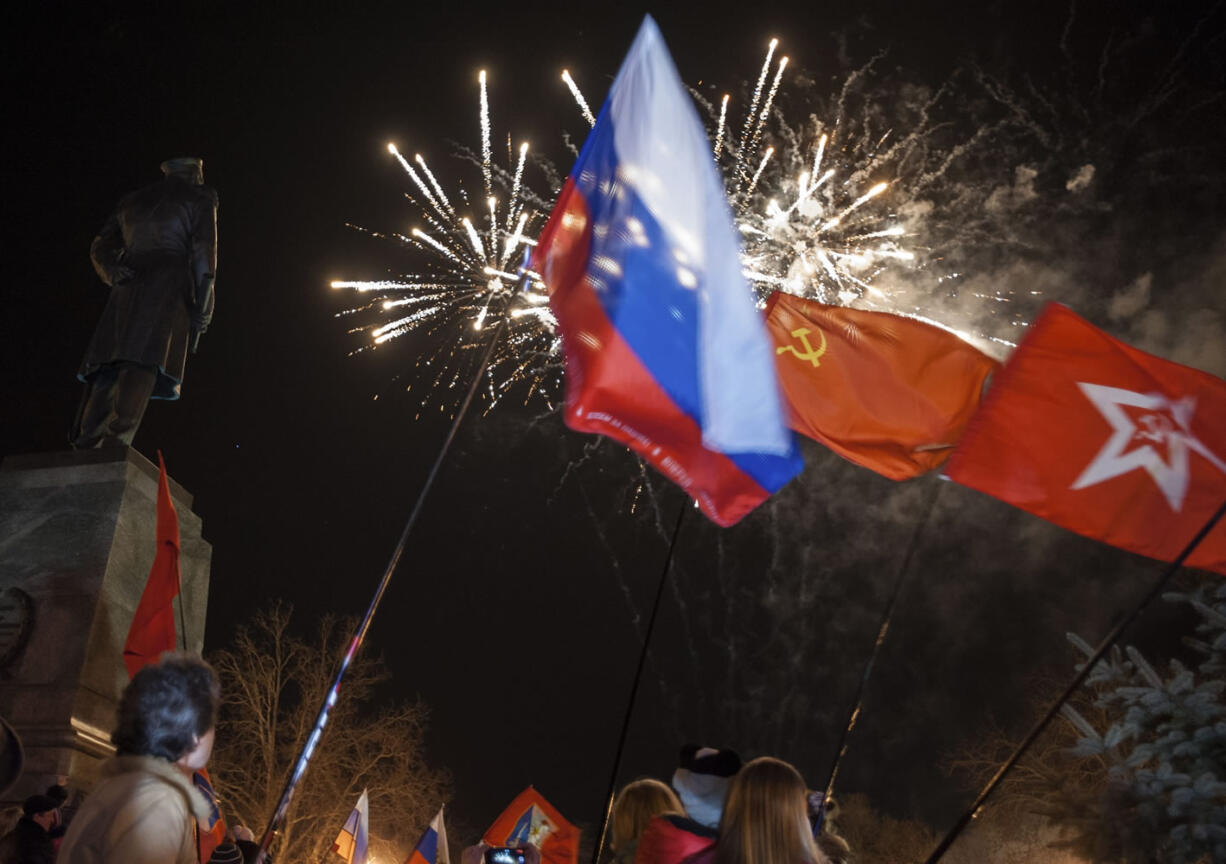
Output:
(2, 655), (851, 864)
(605, 745), (850, 864)
(462, 746), (852, 864)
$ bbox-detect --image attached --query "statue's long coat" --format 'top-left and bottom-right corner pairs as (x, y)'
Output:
(81, 176), (218, 400)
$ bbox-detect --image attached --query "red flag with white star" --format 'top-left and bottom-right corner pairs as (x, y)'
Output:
(946, 303), (1226, 574)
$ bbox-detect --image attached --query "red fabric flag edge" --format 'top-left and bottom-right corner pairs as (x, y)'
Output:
(122, 451), (182, 678)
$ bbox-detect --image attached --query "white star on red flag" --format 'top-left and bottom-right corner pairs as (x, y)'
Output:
(1070, 382), (1226, 511)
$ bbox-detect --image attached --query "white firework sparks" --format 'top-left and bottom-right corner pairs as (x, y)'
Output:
(333, 70), (561, 417)
(337, 39), (1012, 420)
(561, 69), (596, 128)
(716, 40), (915, 310)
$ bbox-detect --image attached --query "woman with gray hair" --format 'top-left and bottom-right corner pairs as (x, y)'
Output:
(59, 655), (220, 864)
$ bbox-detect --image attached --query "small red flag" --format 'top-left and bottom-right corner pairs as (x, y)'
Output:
(946, 303), (1226, 573)
(194, 770), (228, 862)
(765, 292), (998, 480)
(483, 787), (579, 864)
(122, 451), (181, 678)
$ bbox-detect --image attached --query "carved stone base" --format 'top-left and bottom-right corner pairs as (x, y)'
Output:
(0, 448), (211, 803)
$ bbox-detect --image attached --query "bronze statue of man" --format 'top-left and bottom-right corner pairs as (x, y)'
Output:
(72, 157), (218, 448)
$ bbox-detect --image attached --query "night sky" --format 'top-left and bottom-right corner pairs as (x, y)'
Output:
(4, 0), (1225, 852)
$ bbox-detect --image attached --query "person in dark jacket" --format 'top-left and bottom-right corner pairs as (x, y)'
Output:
(44, 782), (71, 845)
(72, 157), (218, 448)
(234, 839), (266, 864)
(0, 794), (59, 864)
(206, 841), (244, 864)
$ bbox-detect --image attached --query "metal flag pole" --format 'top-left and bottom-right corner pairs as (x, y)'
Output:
(923, 497), (1226, 864)
(254, 313), (511, 864)
(814, 480), (944, 835)
(590, 501), (689, 864)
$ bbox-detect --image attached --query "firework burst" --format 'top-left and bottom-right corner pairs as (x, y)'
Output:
(337, 38), (1013, 420)
(709, 42), (914, 309)
(696, 41), (1025, 353)
(333, 70), (561, 417)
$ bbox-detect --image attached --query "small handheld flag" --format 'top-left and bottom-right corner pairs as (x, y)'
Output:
(194, 770), (228, 862)
(483, 788), (579, 864)
(405, 807), (449, 864)
(332, 791), (370, 864)
(534, 15), (802, 526)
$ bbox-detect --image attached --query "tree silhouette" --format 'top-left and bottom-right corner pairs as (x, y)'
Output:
(209, 602), (451, 864)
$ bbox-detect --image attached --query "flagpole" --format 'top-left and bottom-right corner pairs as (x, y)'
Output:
(923, 497), (1226, 864)
(590, 501), (688, 864)
(814, 480), (943, 834)
(255, 313), (511, 864)
(176, 575), (188, 653)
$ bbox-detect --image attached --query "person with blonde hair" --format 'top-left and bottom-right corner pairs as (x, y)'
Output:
(610, 779), (683, 864)
(706, 757), (829, 864)
(635, 745), (738, 864)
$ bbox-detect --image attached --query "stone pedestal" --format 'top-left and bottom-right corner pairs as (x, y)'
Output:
(0, 448), (211, 802)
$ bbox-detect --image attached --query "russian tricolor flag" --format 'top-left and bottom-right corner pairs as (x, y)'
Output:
(535, 16), (802, 526)
(331, 790), (369, 864)
(405, 807), (449, 864)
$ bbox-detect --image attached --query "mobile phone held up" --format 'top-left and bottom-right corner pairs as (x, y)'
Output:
(483, 848), (526, 864)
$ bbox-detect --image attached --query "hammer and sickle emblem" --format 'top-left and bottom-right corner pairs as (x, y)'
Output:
(776, 327), (828, 367)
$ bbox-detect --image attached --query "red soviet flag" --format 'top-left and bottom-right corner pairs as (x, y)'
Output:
(766, 292), (998, 480)
(122, 451), (181, 677)
(946, 303), (1226, 573)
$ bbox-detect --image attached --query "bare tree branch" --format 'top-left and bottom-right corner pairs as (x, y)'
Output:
(209, 603), (451, 864)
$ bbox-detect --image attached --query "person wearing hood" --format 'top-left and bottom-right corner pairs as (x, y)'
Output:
(0, 795), (59, 864)
(58, 655), (220, 864)
(635, 745), (741, 864)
